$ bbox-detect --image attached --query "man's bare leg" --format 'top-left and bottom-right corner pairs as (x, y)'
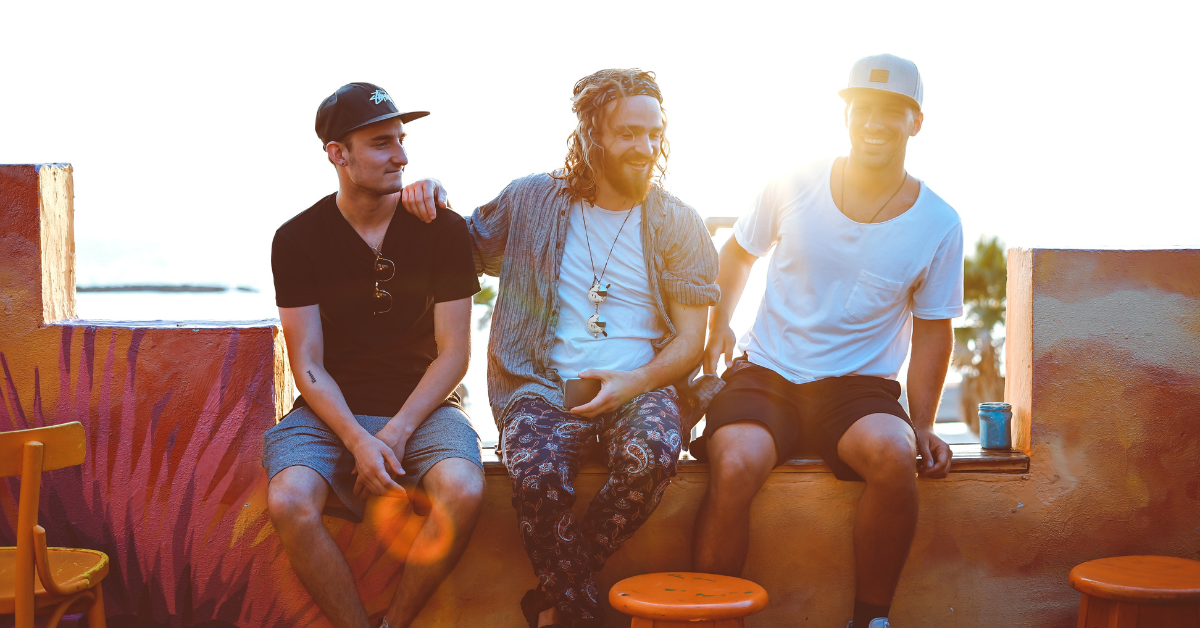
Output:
(692, 421), (777, 576)
(383, 457), (484, 628)
(268, 466), (371, 628)
(837, 413), (920, 606)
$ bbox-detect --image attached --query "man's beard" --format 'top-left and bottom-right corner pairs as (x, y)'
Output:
(601, 150), (654, 202)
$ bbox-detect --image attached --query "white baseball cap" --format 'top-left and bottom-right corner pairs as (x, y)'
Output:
(838, 53), (923, 111)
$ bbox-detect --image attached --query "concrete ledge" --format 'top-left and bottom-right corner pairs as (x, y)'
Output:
(481, 443), (1029, 475)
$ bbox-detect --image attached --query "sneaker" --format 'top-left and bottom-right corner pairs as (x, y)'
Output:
(846, 620), (890, 628)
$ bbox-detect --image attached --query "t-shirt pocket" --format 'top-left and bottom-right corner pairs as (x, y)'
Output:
(844, 270), (904, 323)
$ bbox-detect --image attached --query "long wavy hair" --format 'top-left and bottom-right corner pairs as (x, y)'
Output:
(556, 69), (670, 203)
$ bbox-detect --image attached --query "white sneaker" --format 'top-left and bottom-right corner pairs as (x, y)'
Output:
(846, 620), (890, 628)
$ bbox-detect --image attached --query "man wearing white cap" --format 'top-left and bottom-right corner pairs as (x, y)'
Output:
(690, 54), (963, 628)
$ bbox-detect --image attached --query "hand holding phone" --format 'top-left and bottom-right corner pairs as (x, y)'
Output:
(565, 378), (602, 410)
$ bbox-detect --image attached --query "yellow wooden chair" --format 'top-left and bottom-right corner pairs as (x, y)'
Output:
(0, 422), (107, 628)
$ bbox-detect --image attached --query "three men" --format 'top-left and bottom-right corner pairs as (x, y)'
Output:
(690, 54), (962, 628)
(268, 54), (963, 628)
(404, 69), (719, 628)
(263, 83), (485, 628)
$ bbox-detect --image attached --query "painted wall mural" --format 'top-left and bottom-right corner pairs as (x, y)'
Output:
(1, 165), (1198, 627)
(0, 165), (427, 628)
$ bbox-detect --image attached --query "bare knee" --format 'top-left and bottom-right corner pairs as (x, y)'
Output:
(267, 467), (328, 527)
(709, 448), (773, 503)
(424, 458), (485, 516)
(856, 435), (918, 488)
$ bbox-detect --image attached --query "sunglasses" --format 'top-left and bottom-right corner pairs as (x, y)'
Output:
(372, 254), (395, 315)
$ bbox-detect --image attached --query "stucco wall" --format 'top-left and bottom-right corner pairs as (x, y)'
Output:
(1, 167), (1198, 627)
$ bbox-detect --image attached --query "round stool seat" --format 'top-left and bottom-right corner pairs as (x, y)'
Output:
(1070, 556), (1200, 603)
(609, 572), (768, 621)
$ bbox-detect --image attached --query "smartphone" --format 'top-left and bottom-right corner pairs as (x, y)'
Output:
(565, 378), (602, 410)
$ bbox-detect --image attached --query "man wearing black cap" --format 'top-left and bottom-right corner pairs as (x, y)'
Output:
(261, 82), (485, 628)
(691, 54), (963, 628)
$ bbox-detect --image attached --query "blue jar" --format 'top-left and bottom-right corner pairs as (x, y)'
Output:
(978, 402), (1013, 450)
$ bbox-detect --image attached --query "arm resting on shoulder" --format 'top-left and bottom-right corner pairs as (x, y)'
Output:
(374, 297), (473, 457)
(907, 316), (955, 479)
(572, 298), (708, 418)
(402, 178), (511, 276)
(278, 306), (405, 495)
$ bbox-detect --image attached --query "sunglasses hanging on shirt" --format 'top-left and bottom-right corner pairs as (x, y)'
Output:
(371, 246), (395, 315)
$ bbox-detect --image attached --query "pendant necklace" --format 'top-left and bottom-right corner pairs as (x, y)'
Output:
(580, 200), (636, 338)
(841, 157), (908, 224)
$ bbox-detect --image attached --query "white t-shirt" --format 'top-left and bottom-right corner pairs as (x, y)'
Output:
(735, 158), (964, 384)
(549, 201), (664, 379)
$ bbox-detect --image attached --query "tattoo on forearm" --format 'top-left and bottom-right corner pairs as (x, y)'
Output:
(306, 370), (316, 383)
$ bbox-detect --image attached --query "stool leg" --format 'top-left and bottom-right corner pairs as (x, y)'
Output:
(1077, 593), (1089, 628)
(1109, 602), (1136, 628)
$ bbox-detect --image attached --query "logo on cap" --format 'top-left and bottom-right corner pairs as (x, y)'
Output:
(369, 89), (392, 105)
(869, 69), (890, 83)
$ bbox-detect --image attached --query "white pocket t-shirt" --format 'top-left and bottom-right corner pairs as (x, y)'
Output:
(735, 158), (964, 384)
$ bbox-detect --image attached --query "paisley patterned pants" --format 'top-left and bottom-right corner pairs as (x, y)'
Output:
(502, 390), (682, 627)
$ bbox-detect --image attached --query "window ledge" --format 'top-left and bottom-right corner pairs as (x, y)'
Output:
(481, 444), (1028, 475)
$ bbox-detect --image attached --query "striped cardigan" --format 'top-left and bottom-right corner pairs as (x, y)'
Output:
(467, 173), (723, 439)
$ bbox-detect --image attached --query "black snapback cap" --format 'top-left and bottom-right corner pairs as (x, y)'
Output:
(315, 82), (429, 148)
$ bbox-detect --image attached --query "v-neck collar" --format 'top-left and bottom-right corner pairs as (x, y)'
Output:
(327, 193), (400, 259)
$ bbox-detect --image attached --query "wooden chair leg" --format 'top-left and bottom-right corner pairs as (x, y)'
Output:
(86, 585), (106, 628)
(46, 591), (94, 628)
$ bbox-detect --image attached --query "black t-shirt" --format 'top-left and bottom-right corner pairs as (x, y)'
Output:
(272, 193), (480, 417)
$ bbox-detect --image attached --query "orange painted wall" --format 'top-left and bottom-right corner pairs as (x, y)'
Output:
(2, 166), (1198, 627)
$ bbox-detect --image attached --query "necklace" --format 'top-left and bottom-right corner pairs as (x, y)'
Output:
(840, 157), (909, 224)
(580, 200), (636, 338)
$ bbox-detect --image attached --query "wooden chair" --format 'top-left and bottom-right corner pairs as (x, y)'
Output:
(0, 422), (108, 628)
(609, 572), (768, 627)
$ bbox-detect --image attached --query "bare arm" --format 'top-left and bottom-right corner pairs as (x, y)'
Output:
(374, 297), (472, 458)
(907, 316), (955, 479)
(702, 236), (759, 373)
(572, 299), (708, 418)
(278, 305), (404, 495)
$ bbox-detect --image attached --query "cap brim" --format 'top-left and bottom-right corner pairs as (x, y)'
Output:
(838, 87), (921, 111)
(344, 110), (431, 135)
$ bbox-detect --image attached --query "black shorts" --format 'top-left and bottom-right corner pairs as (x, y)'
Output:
(692, 359), (915, 481)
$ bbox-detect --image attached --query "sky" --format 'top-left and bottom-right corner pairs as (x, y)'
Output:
(3, 0), (1199, 296)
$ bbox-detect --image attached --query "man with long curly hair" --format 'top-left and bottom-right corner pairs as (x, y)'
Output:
(403, 69), (719, 628)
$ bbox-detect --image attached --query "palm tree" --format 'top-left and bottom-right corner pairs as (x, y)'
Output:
(953, 236), (1006, 434)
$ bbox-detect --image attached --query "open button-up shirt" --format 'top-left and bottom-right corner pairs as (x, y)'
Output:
(467, 173), (722, 435)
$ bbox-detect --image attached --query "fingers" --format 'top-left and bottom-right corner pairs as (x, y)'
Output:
(918, 436), (953, 479)
(570, 390), (616, 417)
(384, 448), (406, 478)
(400, 181), (437, 223)
(436, 187), (451, 210)
(929, 440), (953, 478)
(916, 437), (934, 475)
(702, 343), (722, 374)
(419, 182), (438, 220)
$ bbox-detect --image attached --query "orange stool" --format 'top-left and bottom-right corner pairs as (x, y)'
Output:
(1069, 555), (1200, 627)
(609, 572), (768, 627)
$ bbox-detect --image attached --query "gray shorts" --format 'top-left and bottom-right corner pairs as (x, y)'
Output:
(262, 405), (483, 523)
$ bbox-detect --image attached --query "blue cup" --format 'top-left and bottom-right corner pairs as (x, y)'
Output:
(978, 402), (1013, 450)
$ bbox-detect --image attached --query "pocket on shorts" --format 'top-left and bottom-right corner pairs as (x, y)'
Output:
(844, 270), (904, 323)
